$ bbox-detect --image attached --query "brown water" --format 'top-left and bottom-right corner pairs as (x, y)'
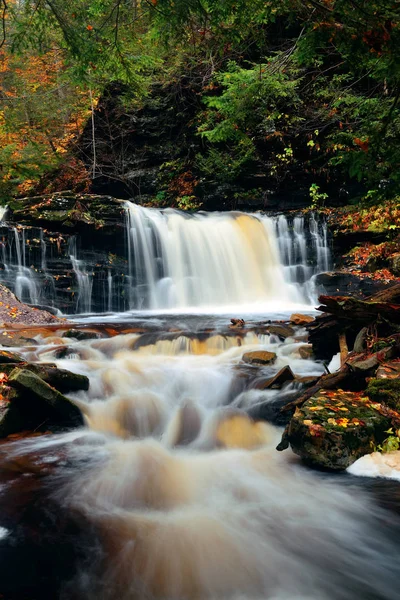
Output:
(0, 314), (399, 600)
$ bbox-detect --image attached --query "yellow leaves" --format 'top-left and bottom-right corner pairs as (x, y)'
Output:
(308, 405), (324, 411)
(303, 419), (313, 426)
(336, 418), (349, 428)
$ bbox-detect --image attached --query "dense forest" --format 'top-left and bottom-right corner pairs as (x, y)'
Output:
(1, 1), (400, 215)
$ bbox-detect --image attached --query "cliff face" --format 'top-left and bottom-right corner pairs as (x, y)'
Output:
(2, 194), (128, 314)
(35, 82), (355, 212)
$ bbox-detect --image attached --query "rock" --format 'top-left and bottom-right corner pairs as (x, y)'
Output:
(298, 344), (313, 359)
(390, 253), (400, 277)
(254, 365), (295, 390)
(0, 334), (38, 348)
(8, 368), (84, 427)
(0, 283), (64, 325)
(62, 329), (103, 341)
(0, 349), (25, 363)
(20, 363), (89, 393)
(294, 375), (320, 387)
(376, 360), (400, 379)
(290, 313), (314, 326)
(347, 344), (397, 373)
(267, 325), (295, 339)
(287, 389), (392, 470)
(242, 351), (277, 366)
(314, 271), (393, 298)
(0, 384), (26, 437)
(229, 318), (245, 329)
(366, 378), (400, 411)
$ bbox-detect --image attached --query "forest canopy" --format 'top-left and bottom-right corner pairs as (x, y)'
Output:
(1, 0), (400, 206)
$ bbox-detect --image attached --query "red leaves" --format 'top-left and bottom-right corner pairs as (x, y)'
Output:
(353, 137), (369, 152)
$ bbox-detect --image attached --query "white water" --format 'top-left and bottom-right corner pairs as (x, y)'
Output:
(0, 206), (330, 314)
(125, 204), (330, 311)
(1, 325), (399, 599)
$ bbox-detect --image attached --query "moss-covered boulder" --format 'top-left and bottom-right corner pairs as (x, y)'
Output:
(0, 362), (89, 393)
(0, 384), (26, 437)
(8, 368), (84, 427)
(242, 350), (277, 365)
(366, 378), (400, 411)
(287, 389), (394, 470)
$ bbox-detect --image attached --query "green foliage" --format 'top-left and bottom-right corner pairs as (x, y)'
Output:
(2, 0), (400, 204)
(309, 184), (328, 209)
(377, 428), (400, 453)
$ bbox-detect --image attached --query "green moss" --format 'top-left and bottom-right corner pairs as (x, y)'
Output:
(366, 378), (400, 410)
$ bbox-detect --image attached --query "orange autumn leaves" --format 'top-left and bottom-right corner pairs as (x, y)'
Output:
(0, 44), (92, 197)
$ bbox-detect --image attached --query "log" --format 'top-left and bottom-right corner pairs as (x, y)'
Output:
(281, 367), (350, 412)
(367, 283), (400, 304)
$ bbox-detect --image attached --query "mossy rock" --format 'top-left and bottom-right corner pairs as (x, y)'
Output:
(0, 349), (25, 363)
(288, 389), (393, 470)
(366, 378), (400, 411)
(8, 368), (84, 427)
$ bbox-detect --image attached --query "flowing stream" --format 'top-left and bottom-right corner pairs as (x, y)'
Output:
(0, 208), (399, 600)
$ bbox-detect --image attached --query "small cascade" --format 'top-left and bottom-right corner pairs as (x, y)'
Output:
(125, 202), (331, 310)
(12, 228), (40, 305)
(276, 213), (330, 302)
(69, 237), (93, 313)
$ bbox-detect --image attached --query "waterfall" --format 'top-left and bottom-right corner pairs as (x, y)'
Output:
(125, 202), (330, 310)
(0, 205), (330, 314)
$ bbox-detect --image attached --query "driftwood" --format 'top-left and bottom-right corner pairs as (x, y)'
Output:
(281, 366), (350, 412)
(282, 286), (400, 413)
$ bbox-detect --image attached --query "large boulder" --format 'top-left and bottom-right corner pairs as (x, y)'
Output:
(287, 389), (394, 470)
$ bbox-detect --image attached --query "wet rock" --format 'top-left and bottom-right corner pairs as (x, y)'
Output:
(0, 334), (38, 348)
(254, 365), (295, 390)
(267, 325), (295, 339)
(8, 368), (84, 427)
(294, 375), (320, 387)
(376, 360), (400, 379)
(298, 344), (314, 360)
(314, 271), (393, 298)
(366, 378), (400, 411)
(0, 349), (25, 363)
(242, 351), (277, 366)
(0, 384), (26, 437)
(290, 313), (314, 326)
(287, 389), (392, 470)
(63, 329), (103, 341)
(229, 318), (245, 329)
(347, 344), (397, 373)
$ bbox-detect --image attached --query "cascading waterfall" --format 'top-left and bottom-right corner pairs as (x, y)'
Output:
(0, 203), (330, 313)
(125, 202), (330, 310)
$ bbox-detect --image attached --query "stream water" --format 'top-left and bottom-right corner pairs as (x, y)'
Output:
(0, 209), (399, 599)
